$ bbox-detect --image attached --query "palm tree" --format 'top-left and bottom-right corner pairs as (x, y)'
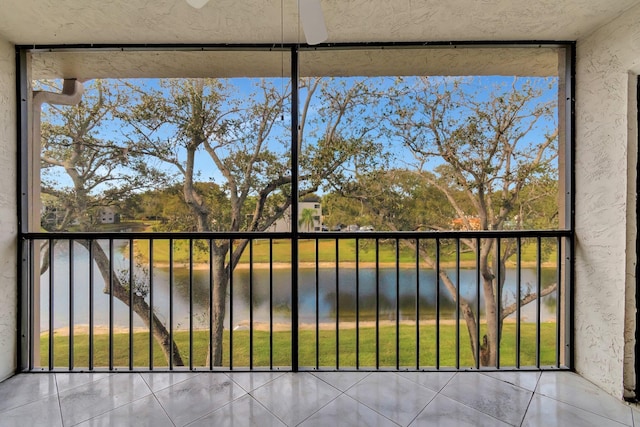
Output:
(298, 208), (316, 232)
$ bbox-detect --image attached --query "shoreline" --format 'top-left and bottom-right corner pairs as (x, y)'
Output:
(148, 260), (558, 271)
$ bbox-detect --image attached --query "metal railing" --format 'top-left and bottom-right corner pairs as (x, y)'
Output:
(20, 230), (571, 372)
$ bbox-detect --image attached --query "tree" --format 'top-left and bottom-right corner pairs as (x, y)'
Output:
(37, 79), (183, 365)
(373, 76), (559, 366)
(298, 208), (316, 232)
(125, 76), (384, 365)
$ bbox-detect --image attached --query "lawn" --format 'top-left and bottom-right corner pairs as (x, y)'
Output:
(41, 322), (558, 369)
(133, 237), (558, 268)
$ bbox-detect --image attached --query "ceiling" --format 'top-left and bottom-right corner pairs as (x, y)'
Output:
(1, 0), (637, 46)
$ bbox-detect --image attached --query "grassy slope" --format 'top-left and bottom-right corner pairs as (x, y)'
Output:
(42, 322), (558, 369)
(134, 238), (557, 267)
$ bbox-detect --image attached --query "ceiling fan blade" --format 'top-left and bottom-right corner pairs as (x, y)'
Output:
(299, 0), (328, 45)
(186, 0), (210, 9)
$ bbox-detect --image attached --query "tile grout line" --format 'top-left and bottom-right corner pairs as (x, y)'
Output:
(342, 372), (433, 427)
(518, 372), (543, 427)
(536, 373), (634, 426)
(212, 372), (287, 425)
(150, 391), (177, 427)
(233, 372), (311, 427)
(64, 373), (154, 427)
(440, 372), (534, 426)
(405, 389), (439, 427)
(292, 372), (350, 426)
(54, 373), (65, 427)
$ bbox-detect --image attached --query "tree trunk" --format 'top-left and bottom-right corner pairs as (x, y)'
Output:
(207, 248), (229, 367)
(481, 275), (499, 367)
(77, 240), (184, 366)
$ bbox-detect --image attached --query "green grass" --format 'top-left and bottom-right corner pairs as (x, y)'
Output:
(134, 238), (558, 267)
(41, 322), (558, 369)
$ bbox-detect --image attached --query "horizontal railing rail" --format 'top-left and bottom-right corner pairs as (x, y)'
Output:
(20, 229), (572, 372)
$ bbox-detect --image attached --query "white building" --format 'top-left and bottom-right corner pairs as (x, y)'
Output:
(98, 206), (119, 224)
(269, 201), (322, 232)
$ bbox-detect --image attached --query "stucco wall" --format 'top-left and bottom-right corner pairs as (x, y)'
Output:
(575, 3), (640, 398)
(0, 37), (17, 382)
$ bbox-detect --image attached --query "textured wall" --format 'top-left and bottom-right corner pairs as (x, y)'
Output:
(29, 48), (559, 80)
(0, 37), (17, 382)
(0, 0), (637, 45)
(575, 3), (640, 397)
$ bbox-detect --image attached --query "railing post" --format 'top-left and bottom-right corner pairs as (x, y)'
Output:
(290, 45), (299, 372)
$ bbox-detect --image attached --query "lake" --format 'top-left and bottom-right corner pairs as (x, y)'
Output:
(37, 241), (558, 332)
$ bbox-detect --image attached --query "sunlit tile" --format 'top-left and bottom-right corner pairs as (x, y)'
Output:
(480, 371), (541, 392)
(139, 371), (201, 392)
(299, 393), (397, 427)
(186, 394), (286, 427)
(0, 394), (62, 427)
(0, 374), (58, 413)
(523, 394), (629, 427)
(345, 372), (436, 426)
(312, 371), (370, 391)
(410, 394), (511, 427)
(251, 373), (341, 426)
(59, 373), (152, 426)
(226, 372), (285, 392)
(55, 372), (112, 394)
(441, 372), (532, 425)
(537, 372), (633, 425)
(397, 371), (456, 392)
(73, 395), (173, 427)
(154, 373), (245, 426)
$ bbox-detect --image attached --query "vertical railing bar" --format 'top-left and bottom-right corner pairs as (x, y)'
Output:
(249, 239), (254, 370)
(516, 237), (522, 369)
(335, 238), (339, 370)
(68, 239), (74, 370)
(169, 239), (175, 371)
(109, 239), (114, 371)
(269, 239), (274, 370)
(189, 238), (193, 371)
(475, 237), (481, 370)
(28, 239), (34, 370)
(536, 236), (542, 368)
(129, 239), (134, 371)
(290, 45), (300, 373)
(435, 238), (440, 370)
(375, 238), (380, 370)
(208, 239), (213, 371)
(455, 238), (460, 370)
(395, 238), (400, 370)
(88, 240), (94, 371)
(48, 239), (54, 371)
(148, 239), (153, 371)
(229, 238), (234, 370)
(496, 238), (501, 370)
(315, 238), (319, 370)
(415, 238), (420, 370)
(556, 236), (562, 368)
(355, 238), (360, 370)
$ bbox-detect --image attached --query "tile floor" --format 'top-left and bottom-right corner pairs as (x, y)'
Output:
(0, 370), (638, 426)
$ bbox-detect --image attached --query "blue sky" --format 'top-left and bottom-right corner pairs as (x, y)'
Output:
(39, 73), (558, 199)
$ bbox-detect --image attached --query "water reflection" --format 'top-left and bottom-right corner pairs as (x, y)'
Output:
(39, 242), (558, 332)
